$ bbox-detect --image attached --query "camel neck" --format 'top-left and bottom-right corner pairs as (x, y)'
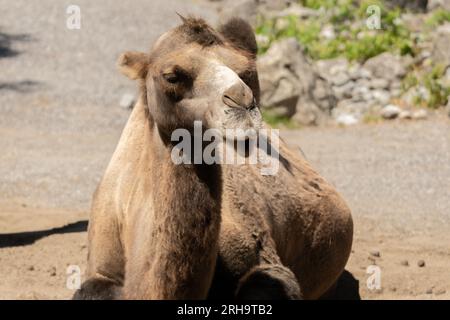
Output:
(145, 125), (222, 298)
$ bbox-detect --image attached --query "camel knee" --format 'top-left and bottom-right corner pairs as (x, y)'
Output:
(73, 275), (121, 300)
(235, 264), (302, 300)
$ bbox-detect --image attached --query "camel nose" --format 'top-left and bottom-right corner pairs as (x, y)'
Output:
(222, 82), (255, 110)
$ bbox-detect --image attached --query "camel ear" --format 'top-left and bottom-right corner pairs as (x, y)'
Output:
(219, 18), (257, 56)
(117, 51), (149, 80)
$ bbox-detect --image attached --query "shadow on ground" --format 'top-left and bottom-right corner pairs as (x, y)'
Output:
(0, 29), (32, 59)
(0, 220), (88, 248)
(0, 80), (41, 92)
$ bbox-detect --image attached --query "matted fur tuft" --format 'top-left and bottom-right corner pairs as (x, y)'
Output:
(177, 16), (223, 47)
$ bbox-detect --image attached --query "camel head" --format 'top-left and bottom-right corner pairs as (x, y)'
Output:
(118, 16), (262, 140)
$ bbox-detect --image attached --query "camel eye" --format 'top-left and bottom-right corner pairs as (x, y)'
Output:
(163, 72), (179, 84)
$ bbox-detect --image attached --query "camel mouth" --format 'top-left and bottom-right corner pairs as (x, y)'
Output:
(221, 105), (262, 139)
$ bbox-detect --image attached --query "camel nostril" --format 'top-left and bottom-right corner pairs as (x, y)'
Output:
(222, 94), (241, 108)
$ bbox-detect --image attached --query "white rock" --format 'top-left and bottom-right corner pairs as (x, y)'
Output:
(332, 81), (355, 100)
(380, 104), (401, 119)
(369, 78), (390, 89)
(336, 113), (359, 126)
(331, 72), (350, 86)
(412, 109), (427, 120)
(372, 90), (391, 105)
(119, 93), (135, 109)
(399, 110), (412, 119)
(364, 52), (412, 81)
(320, 24), (336, 40)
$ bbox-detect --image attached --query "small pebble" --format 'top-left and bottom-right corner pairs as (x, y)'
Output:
(400, 260), (409, 266)
(412, 109), (427, 120)
(49, 267), (57, 277)
(434, 288), (446, 296)
(370, 250), (381, 258)
(417, 260), (426, 267)
(426, 288), (433, 294)
(27, 266), (34, 271)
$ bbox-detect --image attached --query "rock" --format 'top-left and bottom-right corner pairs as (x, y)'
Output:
(428, 0), (450, 11)
(334, 100), (370, 118)
(434, 288), (447, 295)
(351, 86), (374, 103)
(331, 72), (350, 86)
(432, 23), (450, 68)
(417, 259), (426, 267)
(258, 38), (336, 125)
(400, 259), (409, 266)
(364, 52), (412, 81)
(412, 109), (428, 120)
(381, 104), (401, 119)
(336, 113), (359, 126)
(370, 250), (381, 258)
(119, 93), (135, 109)
(315, 58), (349, 79)
(372, 90), (391, 105)
(384, 0), (428, 12)
(320, 24), (336, 40)
(49, 266), (57, 276)
(333, 81), (355, 100)
(426, 287), (433, 294)
(399, 110), (413, 119)
(27, 266), (35, 271)
(369, 78), (390, 90)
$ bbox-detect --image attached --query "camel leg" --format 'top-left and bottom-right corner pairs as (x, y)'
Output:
(73, 274), (121, 300)
(235, 264), (302, 300)
(73, 200), (125, 300)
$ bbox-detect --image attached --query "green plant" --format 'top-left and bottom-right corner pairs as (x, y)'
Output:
(256, 0), (416, 61)
(402, 64), (450, 109)
(425, 9), (450, 28)
(262, 111), (300, 129)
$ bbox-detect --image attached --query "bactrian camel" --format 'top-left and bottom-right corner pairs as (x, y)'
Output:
(73, 16), (353, 300)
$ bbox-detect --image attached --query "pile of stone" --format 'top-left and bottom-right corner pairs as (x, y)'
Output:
(315, 53), (410, 124)
(257, 38), (336, 126)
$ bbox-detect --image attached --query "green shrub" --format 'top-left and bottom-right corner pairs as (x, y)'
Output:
(402, 64), (450, 109)
(262, 111), (300, 129)
(256, 0), (415, 61)
(425, 9), (450, 28)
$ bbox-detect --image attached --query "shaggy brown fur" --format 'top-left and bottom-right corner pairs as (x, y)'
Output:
(73, 17), (353, 300)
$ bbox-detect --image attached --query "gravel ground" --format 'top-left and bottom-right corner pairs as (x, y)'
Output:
(0, 0), (217, 209)
(0, 0), (449, 300)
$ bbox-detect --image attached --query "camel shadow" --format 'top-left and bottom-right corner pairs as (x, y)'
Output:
(0, 29), (32, 59)
(0, 80), (41, 93)
(321, 270), (361, 300)
(0, 220), (88, 248)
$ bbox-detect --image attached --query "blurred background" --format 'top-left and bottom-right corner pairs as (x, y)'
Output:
(0, 0), (449, 299)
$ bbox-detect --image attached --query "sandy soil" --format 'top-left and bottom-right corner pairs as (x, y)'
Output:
(1, 197), (449, 300)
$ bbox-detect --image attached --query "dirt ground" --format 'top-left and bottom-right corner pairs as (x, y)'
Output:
(1, 116), (449, 300)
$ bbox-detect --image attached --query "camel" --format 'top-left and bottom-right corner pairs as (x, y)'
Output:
(73, 16), (353, 300)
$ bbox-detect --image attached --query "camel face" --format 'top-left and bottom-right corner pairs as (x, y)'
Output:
(118, 17), (262, 138)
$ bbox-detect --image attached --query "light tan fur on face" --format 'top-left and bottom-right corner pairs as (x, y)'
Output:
(74, 17), (353, 300)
